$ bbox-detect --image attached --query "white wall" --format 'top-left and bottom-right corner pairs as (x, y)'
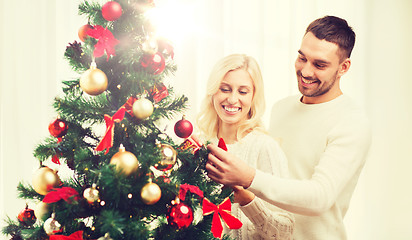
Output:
(1, 0), (412, 239)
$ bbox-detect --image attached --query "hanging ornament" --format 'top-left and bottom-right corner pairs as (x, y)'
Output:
(32, 167), (61, 195)
(48, 118), (68, 138)
(132, 98), (154, 120)
(78, 24), (93, 42)
(150, 83), (169, 103)
(157, 37), (174, 59)
(102, 1), (123, 21)
(95, 107), (126, 154)
(140, 52), (165, 75)
(98, 233), (113, 240)
(174, 116), (193, 138)
(141, 38), (158, 55)
(218, 138), (228, 151)
(140, 181), (161, 205)
(17, 204), (36, 226)
(166, 198), (194, 229)
(44, 213), (62, 235)
(154, 143), (177, 171)
(34, 201), (49, 220)
(80, 61), (108, 96)
(87, 25), (119, 61)
(83, 184), (100, 204)
(110, 144), (139, 176)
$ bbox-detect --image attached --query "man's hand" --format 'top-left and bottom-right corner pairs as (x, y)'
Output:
(233, 185), (255, 206)
(206, 143), (256, 188)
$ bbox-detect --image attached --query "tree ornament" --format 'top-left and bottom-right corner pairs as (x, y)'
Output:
(43, 213), (62, 235)
(98, 233), (113, 240)
(154, 143), (177, 171)
(102, 1), (123, 21)
(132, 98), (154, 120)
(18, 204), (36, 226)
(80, 61), (108, 96)
(110, 144), (139, 176)
(34, 201), (49, 220)
(78, 24), (93, 42)
(140, 181), (161, 205)
(32, 167), (61, 195)
(141, 38), (158, 55)
(140, 52), (165, 75)
(48, 118), (68, 138)
(167, 198), (193, 229)
(83, 183), (100, 204)
(174, 116), (193, 138)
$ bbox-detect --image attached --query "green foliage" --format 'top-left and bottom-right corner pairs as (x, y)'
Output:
(2, 0), (234, 239)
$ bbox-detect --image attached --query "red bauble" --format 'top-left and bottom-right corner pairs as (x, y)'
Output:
(48, 119), (68, 138)
(140, 52), (166, 75)
(78, 24), (93, 42)
(166, 202), (193, 229)
(174, 117), (193, 138)
(102, 1), (123, 21)
(18, 206), (36, 226)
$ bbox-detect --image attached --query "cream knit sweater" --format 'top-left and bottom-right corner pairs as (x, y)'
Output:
(249, 95), (371, 240)
(220, 131), (294, 240)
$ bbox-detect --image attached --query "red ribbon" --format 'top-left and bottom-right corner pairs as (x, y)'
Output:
(203, 197), (243, 239)
(122, 96), (137, 116)
(43, 187), (80, 204)
(87, 25), (119, 61)
(179, 184), (204, 201)
(50, 230), (84, 240)
(95, 107), (126, 154)
(217, 138), (227, 151)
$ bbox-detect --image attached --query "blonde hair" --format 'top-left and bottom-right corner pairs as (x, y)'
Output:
(196, 54), (266, 141)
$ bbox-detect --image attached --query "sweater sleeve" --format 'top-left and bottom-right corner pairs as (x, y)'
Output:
(238, 134), (294, 239)
(248, 116), (372, 216)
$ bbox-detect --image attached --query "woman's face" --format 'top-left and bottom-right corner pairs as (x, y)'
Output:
(212, 69), (254, 129)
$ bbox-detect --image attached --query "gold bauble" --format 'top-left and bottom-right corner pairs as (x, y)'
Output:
(83, 183), (100, 204)
(80, 63), (108, 96)
(132, 98), (154, 120)
(34, 201), (49, 220)
(154, 144), (177, 171)
(140, 182), (161, 205)
(110, 145), (139, 176)
(32, 167), (60, 195)
(98, 233), (113, 240)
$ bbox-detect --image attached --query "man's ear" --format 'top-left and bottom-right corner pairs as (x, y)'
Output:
(338, 58), (351, 78)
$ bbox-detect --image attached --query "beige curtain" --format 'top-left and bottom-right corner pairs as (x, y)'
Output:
(1, 0), (411, 239)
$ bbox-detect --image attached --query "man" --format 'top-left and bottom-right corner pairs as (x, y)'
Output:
(206, 16), (372, 239)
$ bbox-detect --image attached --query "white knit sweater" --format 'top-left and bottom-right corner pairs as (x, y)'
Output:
(249, 95), (371, 240)
(218, 131), (294, 240)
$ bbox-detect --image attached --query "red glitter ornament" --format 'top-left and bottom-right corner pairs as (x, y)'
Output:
(167, 201), (193, 229)
(78, 24), (93, 42)
(102, 1), (123, 21)
(140, 52), (166, 75)
(18, 205), (36, 226)
(48, 119), (68, 138)
(174, 117), (193, 138)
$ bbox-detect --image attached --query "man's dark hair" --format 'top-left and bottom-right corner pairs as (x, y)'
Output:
(306, 16), (356, 61)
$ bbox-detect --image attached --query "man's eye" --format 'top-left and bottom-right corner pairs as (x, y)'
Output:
(315, 64), (326, 69)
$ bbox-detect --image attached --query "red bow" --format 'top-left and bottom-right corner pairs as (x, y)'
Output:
(50, 230), (84, 240)
(95, 107), (126, 154)
(43, 187), (80, 203)
(87, 25), (119, 61)
(203, 197), (242, 239)
(150, 83), (169, 103)
(179, 184), (204, 201)
(122, 96), (138, 116)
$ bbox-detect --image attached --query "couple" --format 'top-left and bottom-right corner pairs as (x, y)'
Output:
(195, 16), (371, 240)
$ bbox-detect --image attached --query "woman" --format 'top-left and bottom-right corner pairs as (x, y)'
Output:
(196, 54), (294, 239)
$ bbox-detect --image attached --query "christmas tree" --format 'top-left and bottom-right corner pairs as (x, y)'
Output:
(2, 1), (236, 239)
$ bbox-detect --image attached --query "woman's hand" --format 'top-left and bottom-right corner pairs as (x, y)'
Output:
(233, 185), (255, 206)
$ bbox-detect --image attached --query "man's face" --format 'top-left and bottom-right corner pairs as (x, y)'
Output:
(295, 32), (350, 104)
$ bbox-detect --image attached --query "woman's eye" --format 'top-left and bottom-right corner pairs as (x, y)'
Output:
(220, 88), (230, 92)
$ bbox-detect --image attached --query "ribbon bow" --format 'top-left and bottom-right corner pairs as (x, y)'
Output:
(203, 197), (243, 239)
(87, 25), (119, 61)
(50, 230), (84, 240)
(95, 107), (126, 154)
